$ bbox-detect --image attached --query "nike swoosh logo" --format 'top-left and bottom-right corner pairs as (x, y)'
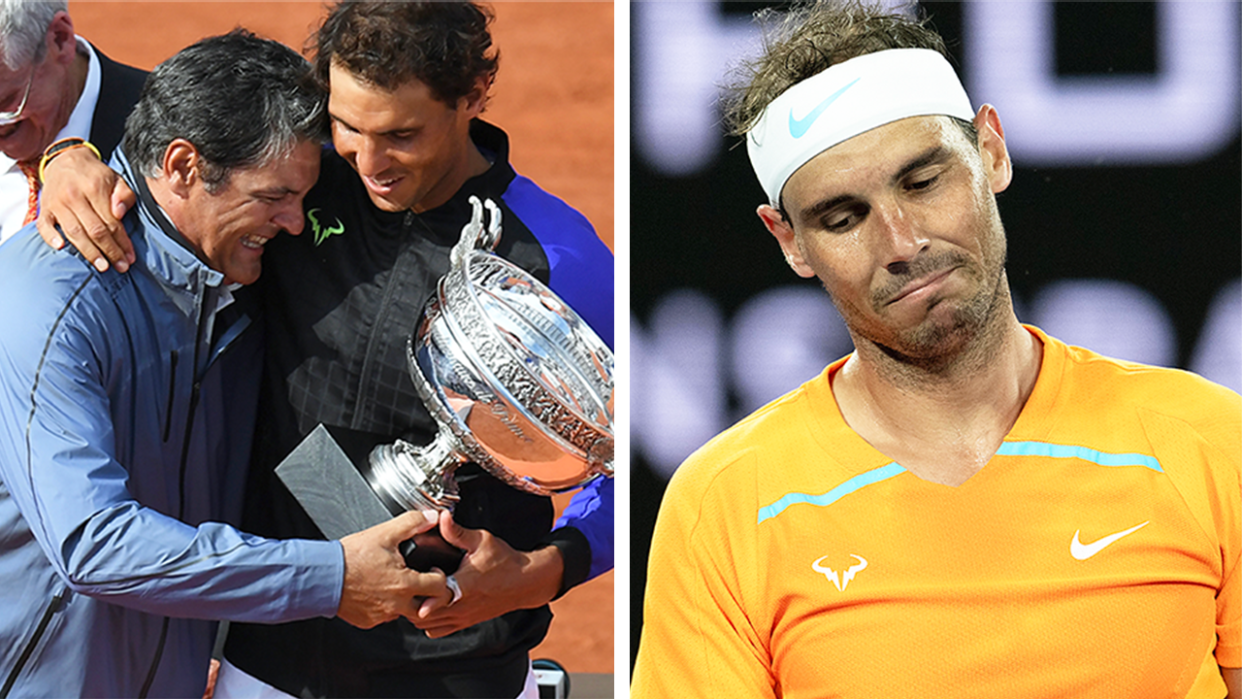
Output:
(1070, 521), (1149, 560)
(788, 77), (861, 139)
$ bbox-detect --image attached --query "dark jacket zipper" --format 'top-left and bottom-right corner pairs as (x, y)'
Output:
(351, 253), (408, 431)
(1, 592), (65, 698)
(143, 290), (252, 691)
(163, 350), (178, 442)
(145, 291), (210, 693)
(176, 381), (201, 519)
(136, 617), (170, 699)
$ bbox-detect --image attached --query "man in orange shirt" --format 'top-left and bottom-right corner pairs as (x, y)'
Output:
(632, 2), (1240, 697)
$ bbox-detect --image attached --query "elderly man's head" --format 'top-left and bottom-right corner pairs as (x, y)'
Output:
(0, 1), (83, 162)
(126, 31), (329, 285)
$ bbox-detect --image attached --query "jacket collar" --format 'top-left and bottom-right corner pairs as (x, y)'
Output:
(113, 148), (230, 316)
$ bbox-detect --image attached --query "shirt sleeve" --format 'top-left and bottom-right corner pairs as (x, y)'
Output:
(1212, 414), (1241, 669)
(502, 173), (615, 589)
(503, 175), (615, 349)
(1148, 378), (1242, 670)
(544, 222), (615, 586)
(1169, 380), (1242, 670)
(632, 452), (778, 698)
(549, 475), (613, 586)
(543, 229), (614, 349)
(0, 301), (343, 624)
(1219, 550), (1240, 668)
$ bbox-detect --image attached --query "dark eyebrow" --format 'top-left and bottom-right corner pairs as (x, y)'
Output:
(799, 193), (856, 223)
(890, 145), (952, 186)
(328, 111), (354, 131)
(255, 187), (298, 198)
(797, 145), (954, 223)
(329, 111), (417, 139)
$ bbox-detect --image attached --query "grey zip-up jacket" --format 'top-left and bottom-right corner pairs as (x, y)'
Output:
(0, 150), (342, 698)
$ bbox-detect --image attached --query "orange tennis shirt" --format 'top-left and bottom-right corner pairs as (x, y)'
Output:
(633, 327), (1240, 698)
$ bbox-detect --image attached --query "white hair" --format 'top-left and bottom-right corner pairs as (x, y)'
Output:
(0, 0), (66, 70)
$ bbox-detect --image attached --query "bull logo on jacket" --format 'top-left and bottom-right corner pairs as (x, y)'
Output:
(308, 208), (345, 247)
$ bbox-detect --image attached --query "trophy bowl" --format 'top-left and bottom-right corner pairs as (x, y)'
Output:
(366, 198), (615, 514)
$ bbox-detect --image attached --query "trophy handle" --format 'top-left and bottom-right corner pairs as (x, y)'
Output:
(450, 196), (503, 270)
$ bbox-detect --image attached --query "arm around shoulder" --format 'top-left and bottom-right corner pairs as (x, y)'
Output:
(36, 144), (137, 273)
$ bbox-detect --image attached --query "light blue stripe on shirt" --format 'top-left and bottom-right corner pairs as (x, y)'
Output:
(756, 441), (1162, 524)
(757, 462), (905, 524)
(995, 441), (1163, 472)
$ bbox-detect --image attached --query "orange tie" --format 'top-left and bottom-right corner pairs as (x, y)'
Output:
(18, 160), (38, 225)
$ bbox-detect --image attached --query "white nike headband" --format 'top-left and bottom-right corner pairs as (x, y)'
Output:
(746, 48), (975, 206)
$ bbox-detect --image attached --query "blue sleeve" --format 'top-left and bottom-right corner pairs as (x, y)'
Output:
(503, 174), (615, 580)
(554, 475), (614, 580)
(0, 282), (343, 623)
(502, 175), (614, 348)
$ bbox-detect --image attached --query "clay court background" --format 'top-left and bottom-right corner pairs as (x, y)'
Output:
(69, 1), (614, 676)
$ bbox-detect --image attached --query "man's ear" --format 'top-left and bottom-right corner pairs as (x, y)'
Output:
(459, 76), (491, 118)
(160, 139), (201, 197)
(758, 204), (815, 279)
(974, 104), (1012, 194)
(46, 11), (78, 66)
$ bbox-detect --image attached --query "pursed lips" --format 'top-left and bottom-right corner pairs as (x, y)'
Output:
(884, 266), (958, 306)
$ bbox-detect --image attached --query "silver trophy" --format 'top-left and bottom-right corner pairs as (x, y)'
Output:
(277, 197), (613, 568)
(370, 196), (614, 507)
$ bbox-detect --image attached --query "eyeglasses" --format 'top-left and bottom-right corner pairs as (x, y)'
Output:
(0, 65), (37, 127)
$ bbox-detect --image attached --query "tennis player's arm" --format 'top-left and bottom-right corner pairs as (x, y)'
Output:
(632, 453), (777, 698)
(1224, 666), (1239, 699)
(37, 145), (136, 273)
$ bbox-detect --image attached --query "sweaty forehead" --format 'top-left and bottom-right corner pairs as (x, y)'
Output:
(781, 115), (965, 209)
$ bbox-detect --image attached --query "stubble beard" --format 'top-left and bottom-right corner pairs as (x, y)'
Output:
(838, 241), (1013, 385)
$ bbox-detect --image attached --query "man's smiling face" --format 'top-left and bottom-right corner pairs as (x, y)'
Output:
(178, 140), (321, 286)
(327, 62), (484, 214)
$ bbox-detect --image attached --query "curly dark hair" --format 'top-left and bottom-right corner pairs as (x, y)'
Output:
(313, 1), (499, 105)
(723, 0), (972, 143)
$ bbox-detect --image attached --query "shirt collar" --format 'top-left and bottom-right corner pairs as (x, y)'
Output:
(114, 148), (230, 298)
(56, 36), (101, 143)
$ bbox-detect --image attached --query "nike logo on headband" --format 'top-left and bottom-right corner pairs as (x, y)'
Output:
(788, 77), (861, 139)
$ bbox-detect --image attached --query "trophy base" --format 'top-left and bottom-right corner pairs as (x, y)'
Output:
(275, 424), (464, 573)
(401, 530), (465, 574)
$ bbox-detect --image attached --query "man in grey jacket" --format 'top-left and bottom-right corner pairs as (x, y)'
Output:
(0, 31), (448, 699)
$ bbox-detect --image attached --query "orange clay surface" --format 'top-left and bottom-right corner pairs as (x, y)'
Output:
(69, 1), (614, 675)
